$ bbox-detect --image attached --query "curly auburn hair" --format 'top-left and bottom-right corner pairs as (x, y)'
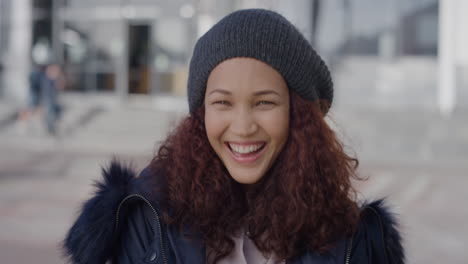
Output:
(150, 91), (360, 263)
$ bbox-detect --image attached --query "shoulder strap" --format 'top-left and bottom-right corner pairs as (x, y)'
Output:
(113, 193), (169, 264)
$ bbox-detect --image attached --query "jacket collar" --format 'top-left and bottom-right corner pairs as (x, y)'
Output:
(63, 161), (403, 264)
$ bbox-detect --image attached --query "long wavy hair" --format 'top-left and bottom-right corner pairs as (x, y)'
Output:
(149, 91), (360, 263)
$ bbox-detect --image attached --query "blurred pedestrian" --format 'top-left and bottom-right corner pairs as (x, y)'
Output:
(17, 38), (64, 136)
(64, 9), (404, 264)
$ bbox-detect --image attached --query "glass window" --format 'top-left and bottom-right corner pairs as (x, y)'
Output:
(62, 20), (121, 92)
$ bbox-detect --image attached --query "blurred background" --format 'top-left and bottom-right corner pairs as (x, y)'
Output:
(0, 0), (466, 263)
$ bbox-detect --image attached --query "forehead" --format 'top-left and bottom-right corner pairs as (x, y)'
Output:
(205, 58), (288, 95)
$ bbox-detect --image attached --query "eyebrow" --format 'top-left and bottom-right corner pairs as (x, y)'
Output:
(208, 89), (231, 96)
(253, 90), (280, 96)
(207, 89), (280, 96)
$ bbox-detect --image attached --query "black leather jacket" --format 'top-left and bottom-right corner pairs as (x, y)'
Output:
(63, 161), (405, 264)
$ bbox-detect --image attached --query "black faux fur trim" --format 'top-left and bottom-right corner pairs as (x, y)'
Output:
(362, 199), (405, 264)
(62, 160), (136, 264)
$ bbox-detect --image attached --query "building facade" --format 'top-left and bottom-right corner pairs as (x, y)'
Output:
(0, 0), (466, 113)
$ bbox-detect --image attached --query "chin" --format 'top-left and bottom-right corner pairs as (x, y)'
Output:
(229, 171), (264, 185)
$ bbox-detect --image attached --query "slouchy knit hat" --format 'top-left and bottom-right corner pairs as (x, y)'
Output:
(187, 8), (333, 114)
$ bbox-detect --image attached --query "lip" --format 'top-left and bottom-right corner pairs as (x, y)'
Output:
(226, 141), (266, 146)
(225, 141), (267, 164)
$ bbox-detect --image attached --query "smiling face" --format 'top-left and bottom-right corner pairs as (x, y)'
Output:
(204, 58), (290, 184)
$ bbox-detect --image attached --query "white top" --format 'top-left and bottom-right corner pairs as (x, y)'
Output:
(209, 228), (285, 264)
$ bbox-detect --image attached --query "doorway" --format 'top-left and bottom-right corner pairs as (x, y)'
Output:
(128, 23), (151, 94)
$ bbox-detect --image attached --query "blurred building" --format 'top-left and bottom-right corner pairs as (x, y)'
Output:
(318, 0), (468, 115)
(0, 0), (467, 114)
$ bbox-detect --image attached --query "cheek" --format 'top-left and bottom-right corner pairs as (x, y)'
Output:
(204, 110), (226, 147)
(261, 109), (289, 146)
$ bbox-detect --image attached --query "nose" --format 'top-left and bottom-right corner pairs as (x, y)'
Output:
(230, 107), (258, 137)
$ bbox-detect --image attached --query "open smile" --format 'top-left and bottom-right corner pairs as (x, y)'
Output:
(225, 141), (267, 164)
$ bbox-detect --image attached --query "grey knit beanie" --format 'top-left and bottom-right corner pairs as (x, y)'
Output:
(187, 8), (333, 114)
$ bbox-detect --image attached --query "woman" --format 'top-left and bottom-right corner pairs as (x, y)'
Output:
(64, 9), (404, 264)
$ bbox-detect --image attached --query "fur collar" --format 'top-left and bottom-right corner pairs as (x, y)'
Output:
(63, 161), (138, 264)
(360, 199), (405, 264)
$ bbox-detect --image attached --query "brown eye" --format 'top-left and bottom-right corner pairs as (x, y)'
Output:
(256, 101), (274, 106)
(213, 100), (231, 106)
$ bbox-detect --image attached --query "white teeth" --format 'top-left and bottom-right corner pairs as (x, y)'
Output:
(229, 143), (264, 154)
